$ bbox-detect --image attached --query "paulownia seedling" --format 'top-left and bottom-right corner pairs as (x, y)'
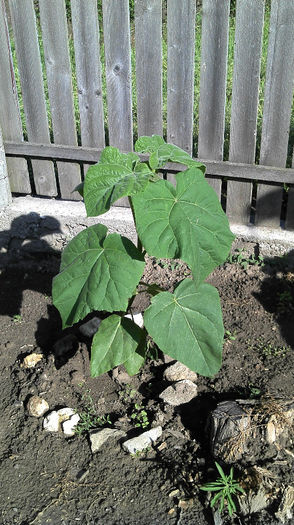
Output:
(52, 136), (234, 377)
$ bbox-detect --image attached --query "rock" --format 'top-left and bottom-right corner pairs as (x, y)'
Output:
(122, 426), (162, 454)
(159, 380), (197, 406)
(43, 408), (77, 434)
(275, 486), (294, 523)
(27, 396), (49, 417)
(163, 361), (197, 382)
(53, 334), (78, 357)
(79, 317), (101, 337)
(125, 312), (144, 328)
(22, 352), (44, 368)
(112, 367), (131, 384)
(238, 487), (270, 515)
(62, 413), (80, 436)
(210, 400), (251, 462)
(90, 428), (126, 453)
(210, 399), (294, 463)
(163, 354), (175, 364)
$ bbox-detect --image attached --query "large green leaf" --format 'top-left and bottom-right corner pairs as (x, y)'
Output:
(90, 314), (144, 377)
(135, 135), (166, 153)
(135, 135), (205, 172)
(144, 279), (224, 377)
(52, 224), (145, 328)
(132, 169), (234, 283)
(84, 146), (152, 217)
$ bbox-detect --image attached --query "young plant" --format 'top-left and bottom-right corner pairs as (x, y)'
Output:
(200, 462), (245, 516)
(52, 136), (234, 378)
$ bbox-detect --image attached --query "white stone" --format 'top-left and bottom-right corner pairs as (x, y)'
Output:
(90, 428), (126, 453)
(27, 396), (49, 417)
(22, 352), (43, 368)
(159, 380), (198, 406)
(43, 408), (75, 433)
(122, 426), (162, 454)
(125, 313), (144, 328)
(62, 413), (80, 437)
(163, 362), (197, 382)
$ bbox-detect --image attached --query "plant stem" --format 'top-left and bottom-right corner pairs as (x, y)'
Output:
(128, 196), (143, 253)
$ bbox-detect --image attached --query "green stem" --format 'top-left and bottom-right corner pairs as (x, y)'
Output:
(128, 196), (143, 253)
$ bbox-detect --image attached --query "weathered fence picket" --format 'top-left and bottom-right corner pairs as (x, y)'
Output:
(256, 0), (294, 228)
(0, 0), (30, 194)
(0, 0), (293, 232)
(135, 0), (162, 138)
(39, 0), (81, 200)
(226, 0), (264, 225)
(9, 0), (57, 197)
(198, 0), (230, 199)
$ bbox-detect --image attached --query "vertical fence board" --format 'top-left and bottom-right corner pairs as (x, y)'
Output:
(0, 0), (30, 193)
(167, 0), (196, 159)
(71, 0), (105, 174)
(135, 0), (162, 138)
(226, 0), (264, 224)
(198, 0), (230, 199)
(256, 0), (294, 228)
(39, 0), (81, 200)
(102, 0), (132, 206)
(0, 123), (12, 208)
(9, 0), (57, 196)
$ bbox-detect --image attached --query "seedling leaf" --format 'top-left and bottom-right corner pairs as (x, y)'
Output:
(52, 225), (145, 328)
(90, 315), (144, 376)
(133, 169), (234, 283)
(144, 279), (224, 376)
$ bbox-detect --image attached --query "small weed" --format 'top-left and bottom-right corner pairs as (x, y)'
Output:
(246, 337), (289, 359)
(227, 249), (264, 269)
(276, 290), (293, 314)
(13, 314), (23, 324)
(200, 462), (245, 517)
(75, 385), (111, 435)
(118, 384), (137, 404)
(130, 403), (150, 429)
(247, 383), (261, 398)
(224, 330), (237, 342)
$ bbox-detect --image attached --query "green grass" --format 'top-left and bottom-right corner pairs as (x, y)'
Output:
(8, 0), (293, 166)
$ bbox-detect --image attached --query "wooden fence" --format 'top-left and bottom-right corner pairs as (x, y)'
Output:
(0, 0), (294, 229)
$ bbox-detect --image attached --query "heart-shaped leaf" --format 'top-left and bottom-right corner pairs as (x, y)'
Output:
(144, 279), (224, 377)
(52, 224), (145, 328)
(90, 314), (144, 377)
(84, 146), (152, 217)
(135, 135), (165, 153)
(135, 135), (206, 172)
(132, 168), (234, 283)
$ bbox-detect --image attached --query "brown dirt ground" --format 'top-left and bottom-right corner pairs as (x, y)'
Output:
(0, 250), (293, 525)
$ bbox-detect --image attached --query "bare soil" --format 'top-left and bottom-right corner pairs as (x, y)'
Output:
(0, 249), (293, 525)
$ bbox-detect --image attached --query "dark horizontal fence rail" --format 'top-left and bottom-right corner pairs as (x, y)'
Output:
(0, 0), (294, 230)
(4, 140), (294, 185)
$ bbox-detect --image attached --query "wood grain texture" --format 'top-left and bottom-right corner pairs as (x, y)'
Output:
(0, 0), (30, 193)
(167, 0), (195, 156)
(39, 0), (81, 199)
(5, 140), (294, 185)
(102, 0), (132, 206)
(71, 0), (105, 149)
(0, 123), (12, 208)
(135, 0), (162, 137)
(102, 0), (133, 151)
(256, 0), (294, 227)
(9, 0), (56, 196)
(226, 0), (264, 225)
(198, 0), (230, 199)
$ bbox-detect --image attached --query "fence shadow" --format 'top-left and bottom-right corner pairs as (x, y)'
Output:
(0, 212), (63, 350)
(253, 250), (294, 349)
